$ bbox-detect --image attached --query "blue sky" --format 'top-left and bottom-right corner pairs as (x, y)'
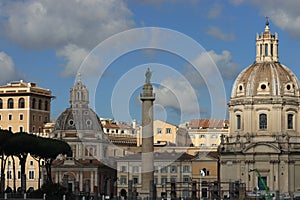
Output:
(1, 0), (300, 125)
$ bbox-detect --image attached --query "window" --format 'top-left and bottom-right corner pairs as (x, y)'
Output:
(170, 165), (177, 173)
(29, 171), (34, 179)
(259, 114), (267, 130)
(189, 134), (195, 139)
(32, 98), (36, 109)
(0, 115), (1, 120)
(7, 170), (12, 179)
(211, 144), (217, 147)
(38, 99), (42, 110)
(8, 127), (12, 132)
(18, 98), (25, 108)
(161, 177), (167, 184)
(20, 114), (23, 120)
(120, 177), (127, 185)
(271, 44), (273, 56)
(265, 44), (268, 56)
(161, 166), (168, 173)
(287, 114), (293, 129)
(166, 128), (171, 134)
(17, 171), (21, 179)
(236, 114), (241, 130)
(19, 126), (23, 132)
(200, 143), (206, 147)
(121, 166), (127, 172)
(183, 165), (190, 173)
(30, 160), (34, 166)
(0, 98), (2, 109)
(133, 177), (139, 184)
(211, 134), (217, 138)
(258, 176), (267, 190)
(156, 128), (162, 134)
(170, 176), (177, 182)
(132, 166), (139, 173)
(44, 100), (48, 111)
(200, 135), (206, 138)
(183, 177), (190, 183)
(7, 98), (14, 109)
(8, 114), (12, 120)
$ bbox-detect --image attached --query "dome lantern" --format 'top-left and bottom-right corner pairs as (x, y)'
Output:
(255, 19), (279, 62)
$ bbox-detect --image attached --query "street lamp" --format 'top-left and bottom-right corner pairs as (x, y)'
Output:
(199, 169), (206, 199)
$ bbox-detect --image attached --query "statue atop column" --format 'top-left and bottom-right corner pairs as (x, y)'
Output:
(145, 68), (152, 84)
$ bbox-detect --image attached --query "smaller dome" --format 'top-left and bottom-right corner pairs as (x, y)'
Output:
(53, 108), (103, 131)
(231, 62), (300, 98)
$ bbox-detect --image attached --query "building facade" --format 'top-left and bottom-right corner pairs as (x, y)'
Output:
(50, 78), (116, 197)
(220, 21), (300, 195)
(0, 80), (54, 191)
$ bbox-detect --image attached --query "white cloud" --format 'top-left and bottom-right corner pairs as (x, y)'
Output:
(154, 78), (200, 115)
(207, 26), (235, 41)
(230, 0), (300, 38)
(186, 50), (240, 86)
(0, 0), (134, 77)
(1, 0), (134, 49)
(0, 52), (22, 84)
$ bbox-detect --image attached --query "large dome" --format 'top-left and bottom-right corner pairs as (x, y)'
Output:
(231, 61), (300, 98)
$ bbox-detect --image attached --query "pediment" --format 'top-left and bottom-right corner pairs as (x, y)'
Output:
(242, 142), (281, 154)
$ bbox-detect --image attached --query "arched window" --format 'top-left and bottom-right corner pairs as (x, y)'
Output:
(18, 98), (25, 108)
(259, 114), (267, 130)
(236, 115), (241, 130)
(32, 98), (36, 109)
(38, 100), (42, 110)
(44, 100), (48, 111)
(7, 98), (14, 109)
(287, 114), (294, 129)
(265, 44), (268, 56)
(0, 98), (2, 109)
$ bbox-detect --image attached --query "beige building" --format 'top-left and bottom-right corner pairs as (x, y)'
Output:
(0, 80), (54, 191)
(185, 119), (229, 150)
(220, 20), (300, 196)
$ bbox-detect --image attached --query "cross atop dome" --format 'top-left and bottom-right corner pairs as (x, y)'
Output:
(255, 18), (279, 62)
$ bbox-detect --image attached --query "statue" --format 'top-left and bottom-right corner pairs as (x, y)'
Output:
(145, 68), (152, 84)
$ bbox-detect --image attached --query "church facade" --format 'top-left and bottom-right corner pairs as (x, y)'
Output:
(219, 21), (300, 195)
(50, 78), (116, 197)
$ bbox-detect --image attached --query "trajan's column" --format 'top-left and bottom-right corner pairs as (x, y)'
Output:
(140, 68), (155, 197)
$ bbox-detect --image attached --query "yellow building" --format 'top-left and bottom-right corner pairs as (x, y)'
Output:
(0, 80), (54, 191)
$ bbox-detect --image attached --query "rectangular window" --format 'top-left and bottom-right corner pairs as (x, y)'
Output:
(200, 135), (206, 138)
(258, 176), (267, 190)
(211, 134), (217, 138)
(121, 166), (127, 172)
(18, 171), (21, 179)
(20, 114), (23, 121)
(161, 166), (168, 173)
(19, 126), (23, 132)
(132, 166), (139, 173)
(8, 114), (12, 120)
(287, 114), (293, 129)
(161, 177), (167, 184)
(183, 165), (190, 173)
(133, 177), (139, 184)
(156, 128), (162, 134)
(166, 128), (171, 134)
(236, 115), (241, 130)
(259, 114), (267, 130)
(200, 143), (206, 147)
(7, 171), (12, 179)
(29, 171), (34, 179)
(189, 134), (195, 139)
(183, 177), (190, 183)
(120, 177), (127, 185)
(0, 115), (1, 120)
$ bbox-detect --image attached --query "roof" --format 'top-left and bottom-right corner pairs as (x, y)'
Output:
(189, 119), (229, 129)
(117, 151), (194, 161)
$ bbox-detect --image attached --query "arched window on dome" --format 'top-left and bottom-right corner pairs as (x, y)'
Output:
(287, 114), (294, 130)
(259, 114), (267, 130)
(236, 115), (241, 130)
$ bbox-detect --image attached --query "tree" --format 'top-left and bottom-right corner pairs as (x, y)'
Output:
(5, 132), (37, 193)
(30, 137), (71, 184)
(0, 130), (13, 193)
